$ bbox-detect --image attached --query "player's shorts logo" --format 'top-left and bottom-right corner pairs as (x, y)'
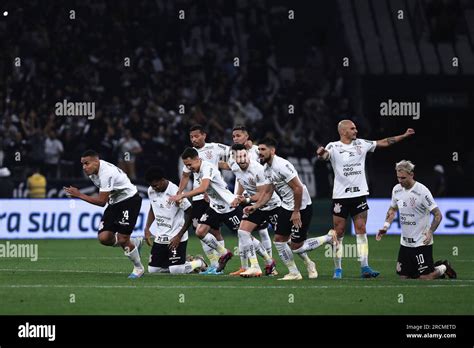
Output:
(396, 262), (402, 273)
(334, 203), (342, 214)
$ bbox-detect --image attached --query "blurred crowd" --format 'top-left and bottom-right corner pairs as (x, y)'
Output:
(0, 0), (353, 185)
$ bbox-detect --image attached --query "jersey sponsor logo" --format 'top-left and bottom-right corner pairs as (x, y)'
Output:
(345, 186), (360, 193)
(334, 203), (342, 214)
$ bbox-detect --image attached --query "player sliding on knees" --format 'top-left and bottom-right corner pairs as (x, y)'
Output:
(246, 138), (337, 280)
(316, 120), (415, 279)
(376, 160), (456, 280)
(143, 166), (207, 274)
(64, 150), (145, 279)
(228, 143), (279, 277)
(169, 147), (238, 274)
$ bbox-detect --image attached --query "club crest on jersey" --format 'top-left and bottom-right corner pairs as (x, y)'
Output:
(248, 177), (256, 186)
(355, 145), (362, 155)
(205, 151), (213, 160)
(409, 197), (416, 207)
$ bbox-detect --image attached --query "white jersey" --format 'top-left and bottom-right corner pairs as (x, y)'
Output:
(230, 159), (281, 211)
(263, 155), (311, 211)
(228, 144), (260, 194)
(391, 182), (437, 248)
(326, 139), (376, 199)
(147, 182), (192, 244)
(196, 161), (236, 214)
(183, 142), (230, 201)
(88, 160), (137, 205)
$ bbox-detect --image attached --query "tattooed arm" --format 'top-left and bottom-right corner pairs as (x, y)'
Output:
(376, 206), (398, 241)
(376, 128), (415, 148)
(423, 207), (443, 245)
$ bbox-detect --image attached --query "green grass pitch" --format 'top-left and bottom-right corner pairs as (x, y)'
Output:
(0, 235), (472, 315)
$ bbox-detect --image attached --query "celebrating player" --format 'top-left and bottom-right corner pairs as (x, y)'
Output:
(248, 138), (336, 280)
(376, 160), (456, 279)
(177, 125), (230, 273)
(316, 120), (415, 279)
(170, 147), (237, 273)
(64, 150), (144, 279)
(228, 143), (278, 277)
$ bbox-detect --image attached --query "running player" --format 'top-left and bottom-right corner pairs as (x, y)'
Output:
(144, 166), (207, 274)
(247, 138), (336, 280)
(64, 150), (144, 278)
(376, 160), (456, 279)
(177, 125), (230, 273)
(170, 147), (237, 273)
(316, 120), (415, 279)
(229, 143), (279, 277)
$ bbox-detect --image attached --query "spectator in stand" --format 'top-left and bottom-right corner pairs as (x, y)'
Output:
(44, 130), (64, 179)
(117, 129), (143, 180)
(0, 167), (14, 198)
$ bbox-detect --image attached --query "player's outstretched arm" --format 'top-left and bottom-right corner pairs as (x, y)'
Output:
(423, 207), (442, 245)
(169, 207), (193, 250)
(376, 128), (415, 148)
(144, 206), (155, 246)
(244, 184), (274, 214)
(316, 146), (330, 160)
(177, 171), (191, 195)
(376, 206), (398, 241)
(170, 179), (210, 202)
(63, 186), (109, 207)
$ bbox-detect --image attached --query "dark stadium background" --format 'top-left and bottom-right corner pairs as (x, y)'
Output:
(0, 0), (472, 199)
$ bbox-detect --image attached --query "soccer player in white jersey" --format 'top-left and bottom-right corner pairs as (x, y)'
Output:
(316, 120), (415, 279)
(177, 125), (230, 273)
(143, 166), (208, 274)
(64, 150), (144, 278)
(376, 160), (456, 279)
(228, 143), (279, 277)
(170, 147), (237, 273)
(219, 125), (274, 275)
(247, 138), (337, 280)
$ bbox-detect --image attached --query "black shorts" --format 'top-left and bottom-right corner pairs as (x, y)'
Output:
(149, 241), (187, 268)
(396, 245), (435, 278)
(274, 206), (312, 243)
(198, 206), (243, 233)
(191, 199), (209, 229)
(243, 207), (279, 230)
(99, 193), (142, 235)
(332, 196), (369, 219)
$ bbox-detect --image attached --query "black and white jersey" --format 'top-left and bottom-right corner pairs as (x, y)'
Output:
(230, 159), (281, 211)
(325, 139), (376, 199)
(263, 155), (311, 211)
(88, 160), (137, 205)
(147, 181), (192, 244)
(196, 161), (235, 214)
(391, 182), (437, 248)
(182, 142), (230, 201)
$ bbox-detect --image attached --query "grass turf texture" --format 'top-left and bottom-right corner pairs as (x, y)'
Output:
(0, 235), (472, 315)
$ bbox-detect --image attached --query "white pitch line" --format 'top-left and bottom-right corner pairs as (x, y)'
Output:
(0, 284), (473, 289)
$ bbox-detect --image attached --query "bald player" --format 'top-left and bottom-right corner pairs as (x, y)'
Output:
(316, 120), (415, 279)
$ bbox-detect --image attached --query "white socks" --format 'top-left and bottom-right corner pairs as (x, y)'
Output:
(238, 230), (259, 268)
(435, 264), (447, 277)
(258, 228), (273, 257)
(124, 245), (143, 269)
(334, 237), (343, 269)
(356, 234), (369, 268)
(200, 240), (219, 268)
(201, 233), (227, 255)
(293, 235), (331, 254)
(274, 241), (299, 274)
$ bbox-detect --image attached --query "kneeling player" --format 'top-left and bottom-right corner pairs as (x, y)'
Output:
(144, 166), (207, 274)
(376, 160), (456, 279)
